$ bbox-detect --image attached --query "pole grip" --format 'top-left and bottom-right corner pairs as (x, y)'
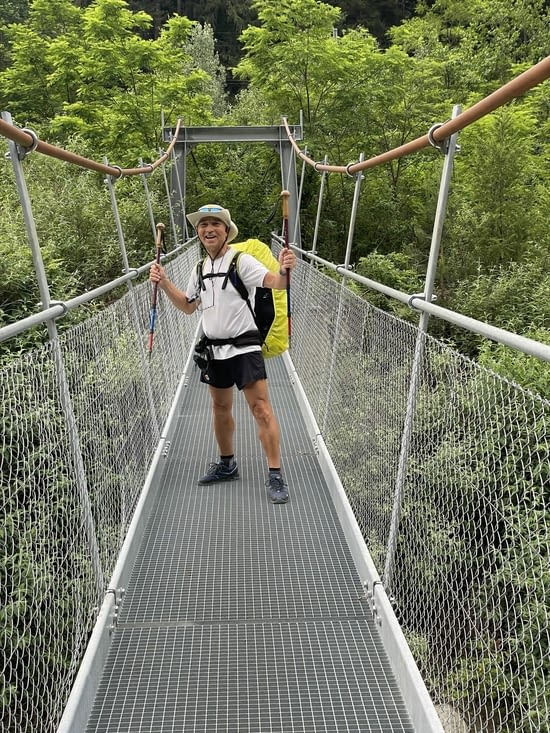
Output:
(155, 222), (165, 263)
(280, 190), (290, 231)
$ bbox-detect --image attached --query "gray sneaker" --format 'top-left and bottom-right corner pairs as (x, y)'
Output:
(266, 473), (289, 504)
(198, 461), (239, 485)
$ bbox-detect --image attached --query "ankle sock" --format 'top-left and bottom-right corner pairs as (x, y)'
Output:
(221, 455), (235, 467)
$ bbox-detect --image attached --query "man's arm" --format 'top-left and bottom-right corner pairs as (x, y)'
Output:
(262, 248), (297, 290)
(149, 263), (199, 314)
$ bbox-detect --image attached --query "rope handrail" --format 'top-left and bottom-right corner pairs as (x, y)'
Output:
(0, 116), (182, 177)
(283, 54), (550, 174)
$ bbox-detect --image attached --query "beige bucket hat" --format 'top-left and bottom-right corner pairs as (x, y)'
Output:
(186, 204), (239, 243)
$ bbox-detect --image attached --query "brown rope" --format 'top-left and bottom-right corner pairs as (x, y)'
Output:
(283, 54), (550, 174)
(0, 117), (182, 178)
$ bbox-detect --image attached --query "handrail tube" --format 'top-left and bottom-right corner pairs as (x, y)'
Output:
(291, 245), (550, 362)
(412, 298), (550, 362)
(0, 242), (194, 344)
(0, 271), (139, 343)
(293, 245), (411, 303)
(0, 305), (66, 342)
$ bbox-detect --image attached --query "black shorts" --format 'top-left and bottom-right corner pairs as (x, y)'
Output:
(201, 350), (267, 390)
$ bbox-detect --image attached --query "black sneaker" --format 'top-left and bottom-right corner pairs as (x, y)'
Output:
(198, 461), (239, 485)
(266, 473), (289, 504)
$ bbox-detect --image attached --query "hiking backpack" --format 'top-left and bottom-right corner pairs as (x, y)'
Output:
(196, 238), (288, 359)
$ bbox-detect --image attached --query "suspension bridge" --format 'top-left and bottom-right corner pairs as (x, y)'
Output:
(1, 56), (549, 733)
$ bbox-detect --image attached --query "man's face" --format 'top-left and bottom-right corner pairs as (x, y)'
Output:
(197, 217), (228, 256)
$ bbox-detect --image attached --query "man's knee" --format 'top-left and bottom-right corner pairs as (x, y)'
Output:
(250, 397), (273, 424)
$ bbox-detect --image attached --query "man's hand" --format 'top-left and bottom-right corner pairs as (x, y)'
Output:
(278, 248), (296, 274)
(149, 262), (166, 286)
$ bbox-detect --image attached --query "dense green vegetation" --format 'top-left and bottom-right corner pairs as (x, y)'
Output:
(1, 0), (548, 387)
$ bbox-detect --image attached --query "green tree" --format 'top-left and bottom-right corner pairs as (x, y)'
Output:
(0, 0), (82, 120)
(353, 250), (424, 320)
(235, 0), (343, 125)
(0, 0), (219, 162)
(233, 0), (449, 263)
(0, 0), (29, 25)
(390, 0), (550, 98)
(182, 22), (227, 117)
(330, 0), (417, 43)
(442, 106), (544, 285)
(0, 0), (29, 69)
(126, 0), (257, 75)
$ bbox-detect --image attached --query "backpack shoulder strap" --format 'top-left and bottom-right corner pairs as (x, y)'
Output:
(196, 257), (207, 291)
(224, 252), (259, 331)
(223, 252), (248, 301)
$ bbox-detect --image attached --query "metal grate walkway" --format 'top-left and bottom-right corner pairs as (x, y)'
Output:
(85, 358), (414, 732)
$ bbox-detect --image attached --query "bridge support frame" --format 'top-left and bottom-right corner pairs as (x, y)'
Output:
(162, 124), (303, 247)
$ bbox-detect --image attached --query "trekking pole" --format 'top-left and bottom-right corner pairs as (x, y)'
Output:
(148, 222), (165, 356)
(281, 189), (292, 344)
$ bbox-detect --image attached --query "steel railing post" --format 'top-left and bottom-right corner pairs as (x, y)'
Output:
(139, 157), (157, 240)
(169, 146), (186, 244)
(3, 110), (104, 598)
(103, 160), (160, 437)
(311, 156), (328, 258)
(279, 136), (301, 248)
(160, 152), (179, 247)
(383, 106), (462, 589)
(321, 154), (365, 434)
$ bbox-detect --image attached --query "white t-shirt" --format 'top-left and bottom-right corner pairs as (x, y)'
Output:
(186, 249), (268, 360)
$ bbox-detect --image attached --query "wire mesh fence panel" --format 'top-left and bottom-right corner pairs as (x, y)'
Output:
(289, 261), (550, 733)
(288, 260), (342, 429)
(0, 246), (199, 733)
(396, 345), (549, 733)
(1, 345), (103, 733)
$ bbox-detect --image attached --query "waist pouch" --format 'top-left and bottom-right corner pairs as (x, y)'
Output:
(193, 330), (261, 372)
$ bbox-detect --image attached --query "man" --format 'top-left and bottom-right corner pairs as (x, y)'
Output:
(149, 204), (297, 504)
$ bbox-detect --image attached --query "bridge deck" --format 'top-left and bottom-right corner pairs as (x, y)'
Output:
(85, 358), (413, 732)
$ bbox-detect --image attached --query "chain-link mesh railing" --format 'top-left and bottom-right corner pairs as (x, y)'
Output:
(2, 239), (548, 732)
(289, 258), (549, 733)
(0, 244), (199, 733)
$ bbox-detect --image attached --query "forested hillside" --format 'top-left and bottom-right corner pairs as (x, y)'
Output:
(1, 0), (549, 392)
